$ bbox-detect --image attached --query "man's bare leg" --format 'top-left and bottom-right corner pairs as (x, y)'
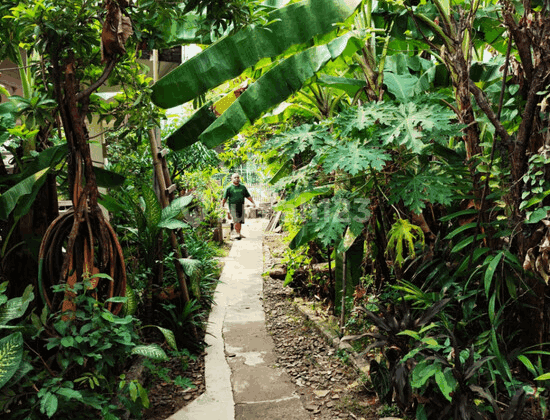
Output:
(235, 222), (241, 238)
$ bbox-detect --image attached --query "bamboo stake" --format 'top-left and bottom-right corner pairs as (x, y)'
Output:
(148, 128), (191, 305)
(340, 251), (347, 332)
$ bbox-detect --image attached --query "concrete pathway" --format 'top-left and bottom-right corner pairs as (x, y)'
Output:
(167, 219), (310, 420)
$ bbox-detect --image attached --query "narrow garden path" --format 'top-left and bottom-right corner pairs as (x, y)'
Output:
(167, 218), (310, 420)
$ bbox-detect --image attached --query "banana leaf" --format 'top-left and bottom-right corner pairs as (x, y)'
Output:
(199, 33), (361, 149)
(318, 75), (367, 97)
(151, 0), (362, 109)
(0, 167), (49, 221)
(166, 33), (361, 150)
(166, 101), (216, 150)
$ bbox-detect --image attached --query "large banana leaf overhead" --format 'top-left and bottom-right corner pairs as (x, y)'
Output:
(151, 0), (362, 109)
(166, 32), (361, 150)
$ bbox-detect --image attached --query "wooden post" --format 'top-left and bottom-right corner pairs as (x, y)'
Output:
(148, 128), (191, 305)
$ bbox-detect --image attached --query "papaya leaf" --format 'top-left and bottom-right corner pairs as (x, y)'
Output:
(335, 102), (388, 137)
(389, 167), (457, 214)
(267, 124), (334, 158)
(322, 141), (390, 175)
(310, 193), (369, 246)
(151, 0), (362, 108)
(386, 218), (425, 267)
(379, 100), (459, 152)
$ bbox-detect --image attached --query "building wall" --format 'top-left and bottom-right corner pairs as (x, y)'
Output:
(0, 59), (23, 101)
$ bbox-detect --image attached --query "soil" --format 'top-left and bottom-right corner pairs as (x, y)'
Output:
(142, 229), (385, 420)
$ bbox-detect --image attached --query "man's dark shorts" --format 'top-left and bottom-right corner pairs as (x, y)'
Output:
(229, 203), (245, 223)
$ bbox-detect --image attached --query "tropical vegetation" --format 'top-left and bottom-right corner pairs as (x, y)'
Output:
(1, 0), (550, 418)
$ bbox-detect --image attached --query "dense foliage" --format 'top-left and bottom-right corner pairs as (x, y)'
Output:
(3, 0), (550, 418)
(149, 0), (550, 418)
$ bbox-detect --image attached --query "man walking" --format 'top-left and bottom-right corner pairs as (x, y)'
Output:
(221, 173), (256, 239)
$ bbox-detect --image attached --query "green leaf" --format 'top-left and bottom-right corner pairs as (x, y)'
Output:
(276, 186), (331, 211)
(517, 355), (536, 376)
(435, 369), (456, 402)
(318, 75), (367, 97)
(451, 234), (486, 254)
(0, 332), (23, 389)
(60, 336), (74, 348)
(322, 141), (390, 175)
(166, 102), (216, 151)
(199, 33), (361, 149)
(384, 72), (422, 102)
(484, 251), (504, 298)
(131, 344), (168, 361)
(153, 326), (178, 351)
(289, 223), (317, 250)
(160, 195), (194, 222)
(121, 284), (138, 316)
(178, 258), (202, 278)
(56, 388), (83, 402)
(0, 167), (49, 221)
(157, 219), (190, 230)
(92, 166), (125, 188)
(386, 218), (424, 266)
(141, 184), (162, 230)
(0, 285), (34, 326)
(411, 359), (439, 388)
(445, 222), (477, 240)
(41, 391), (58, 418)
(151, 0), (362, 108)
(535, 373), (550, 381)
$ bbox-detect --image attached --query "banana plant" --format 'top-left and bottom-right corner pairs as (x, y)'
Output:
(152, 0), (363, 150)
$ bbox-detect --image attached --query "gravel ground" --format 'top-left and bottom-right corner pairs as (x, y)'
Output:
(262, 232), (384, 420)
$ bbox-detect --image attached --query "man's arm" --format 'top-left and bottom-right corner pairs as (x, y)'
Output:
(246, 196), (256, 206)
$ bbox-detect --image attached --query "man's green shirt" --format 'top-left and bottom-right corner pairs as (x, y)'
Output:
(223, 183), (251, 205)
